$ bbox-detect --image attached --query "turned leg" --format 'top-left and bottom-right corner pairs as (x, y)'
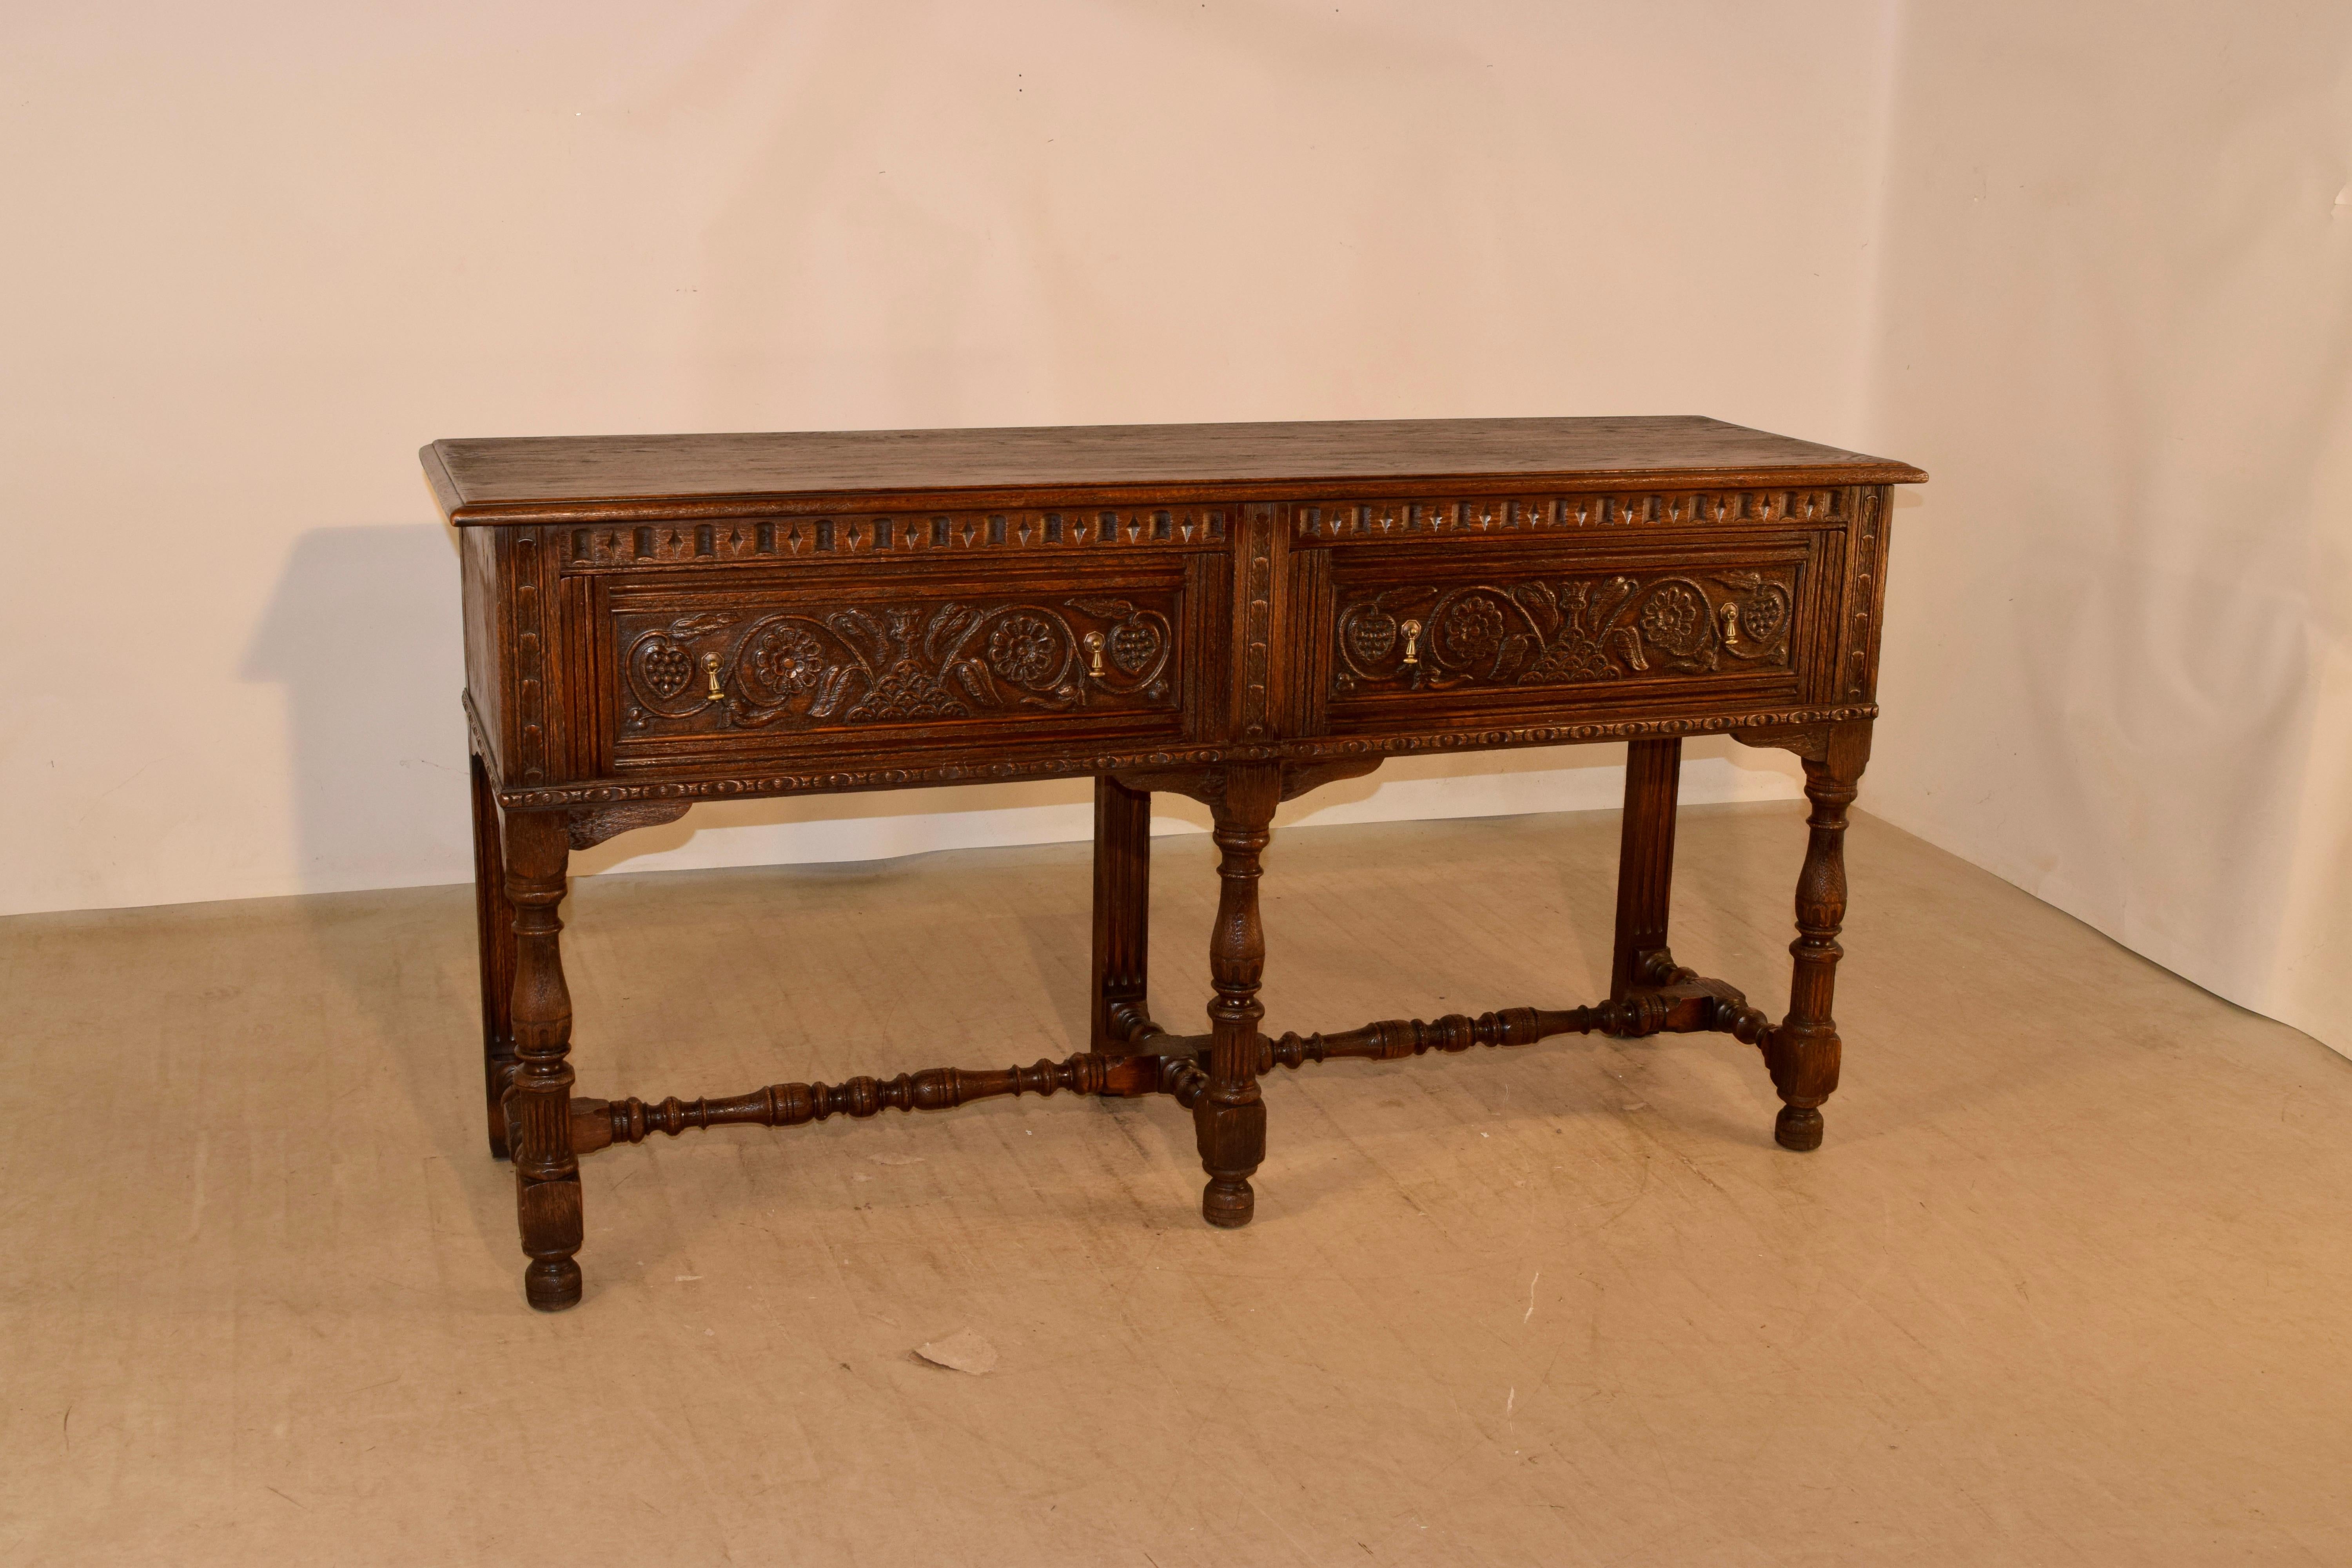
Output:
(1610, 737), (1682, 1000)
(1195, 764), (1282, 1228)
(1089, 775), (1153, 1053)
(1769, 721), (1871, 1152)
(469, 751), (520, 1158)
(503, 809), (584, 1309)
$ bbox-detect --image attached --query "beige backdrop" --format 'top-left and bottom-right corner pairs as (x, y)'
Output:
(5, 3), (2346, 1058)
(1861, 0), (2352, 1058)
(0, 0), (1881, 912)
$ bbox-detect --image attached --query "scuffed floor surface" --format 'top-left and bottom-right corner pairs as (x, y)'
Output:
(4, 803), (2350, 1566)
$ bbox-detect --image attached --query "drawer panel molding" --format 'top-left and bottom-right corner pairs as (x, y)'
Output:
(1331, 567), (1797, 698)
(618, 594), (1181, 739)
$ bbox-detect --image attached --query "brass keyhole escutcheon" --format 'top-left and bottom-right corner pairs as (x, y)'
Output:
(1083, 631), (1107, 678)
(701, 652), (724, 702)
(1718, 600), (1741, 647)
(1399, 618), (1423, 667)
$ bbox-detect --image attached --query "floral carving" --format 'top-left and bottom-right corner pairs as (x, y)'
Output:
(1332, 570), (1795, 695)
(987, 613), (1065, 689)
(1637, 583), (1709, 657)
(621, 596), (1176, 735)
(1438, 596), (1506, 662)
(743, 622), (827, 700)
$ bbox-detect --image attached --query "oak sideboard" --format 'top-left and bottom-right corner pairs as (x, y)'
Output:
(422, 417), (1927, 1310)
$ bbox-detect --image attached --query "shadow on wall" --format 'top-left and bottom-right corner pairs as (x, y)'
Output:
(239, 523), (475, 898)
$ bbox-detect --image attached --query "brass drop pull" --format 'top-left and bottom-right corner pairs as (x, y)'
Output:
(701, 652), (724, 702)
(1083, 632), (1107, 678)
(1718, 601), (1740, 647)
(1399, 618), (1423, 668)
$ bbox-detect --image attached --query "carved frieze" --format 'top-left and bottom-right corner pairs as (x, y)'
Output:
(1844, 486), (1885, 702)
(512, 534), (547, 782)
(1240, 508), (1276, 738)
(1294, 488), (1847, 544)
(1330, 568), (1797, 696)
(616, 594), (1180, 737)
(565, 506), (1227, 569)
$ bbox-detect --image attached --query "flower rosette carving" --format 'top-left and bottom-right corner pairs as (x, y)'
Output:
(1335, 587), (1541, 688)
(1637, 583), (1710, 658)
(1435, 594), (1507, 666)
(987, 613), (1067, 690)
(739, 619), (829, 703)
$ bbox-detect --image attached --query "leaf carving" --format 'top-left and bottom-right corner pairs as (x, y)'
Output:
(1510, 581), (1559, 636)
(951, 660), (1001, 707)
(666, 612), (740, 640)
(1494, 632), (1535, 679)
(1590, 577), (1639, 632)
(808, 664), (855, 719)
(924, 603), (983, 663)
(827, 608), (886, 665)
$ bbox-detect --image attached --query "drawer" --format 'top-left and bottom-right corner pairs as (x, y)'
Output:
(597, 560), (1210, 773)
(1309, 536), (1831, 733)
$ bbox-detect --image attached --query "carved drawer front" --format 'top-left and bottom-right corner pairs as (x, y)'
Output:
(603, 565), (1202, 771)
(1315, 540), (1827, 732)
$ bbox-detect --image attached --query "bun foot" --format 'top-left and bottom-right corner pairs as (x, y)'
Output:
(525, 1258), (583, 1311)
(1201, 1177), (1256, 1228)
(1775, 1105), (1825, 1152)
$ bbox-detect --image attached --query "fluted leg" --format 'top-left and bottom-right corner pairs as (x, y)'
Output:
(1768, 721), (1871, 1151)
(469, 751), (519, 1158)
(1610, 737), (1682, 1001)
(1195, 764), (1281, 1228)
(1089, 775), (1153, 1053)
(503, 809), (583, 1310)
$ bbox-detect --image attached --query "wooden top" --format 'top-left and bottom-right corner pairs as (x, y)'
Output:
(422, 416), (1926, 525)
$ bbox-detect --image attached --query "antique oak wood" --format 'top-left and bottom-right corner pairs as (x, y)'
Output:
(426, 416), (1926, 1310)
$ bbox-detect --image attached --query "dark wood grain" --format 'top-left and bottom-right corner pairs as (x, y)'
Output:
(468, 751), (517, 1158)
(1610, 737), (1682, 1002)
(424, 416), (1925, 524)
(1768, 720), (1872, 1152)
(1194, 764), (1281, 1228)
(501, 809), (582, 1312)
(436, 419), (1922, 1310)
(1089, 776), (1153, 1056)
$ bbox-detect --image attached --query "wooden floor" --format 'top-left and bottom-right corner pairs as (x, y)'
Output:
(5, 802), (2350, 1566)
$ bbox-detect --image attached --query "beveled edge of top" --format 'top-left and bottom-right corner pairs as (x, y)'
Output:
(421, 416), (1927, 526)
